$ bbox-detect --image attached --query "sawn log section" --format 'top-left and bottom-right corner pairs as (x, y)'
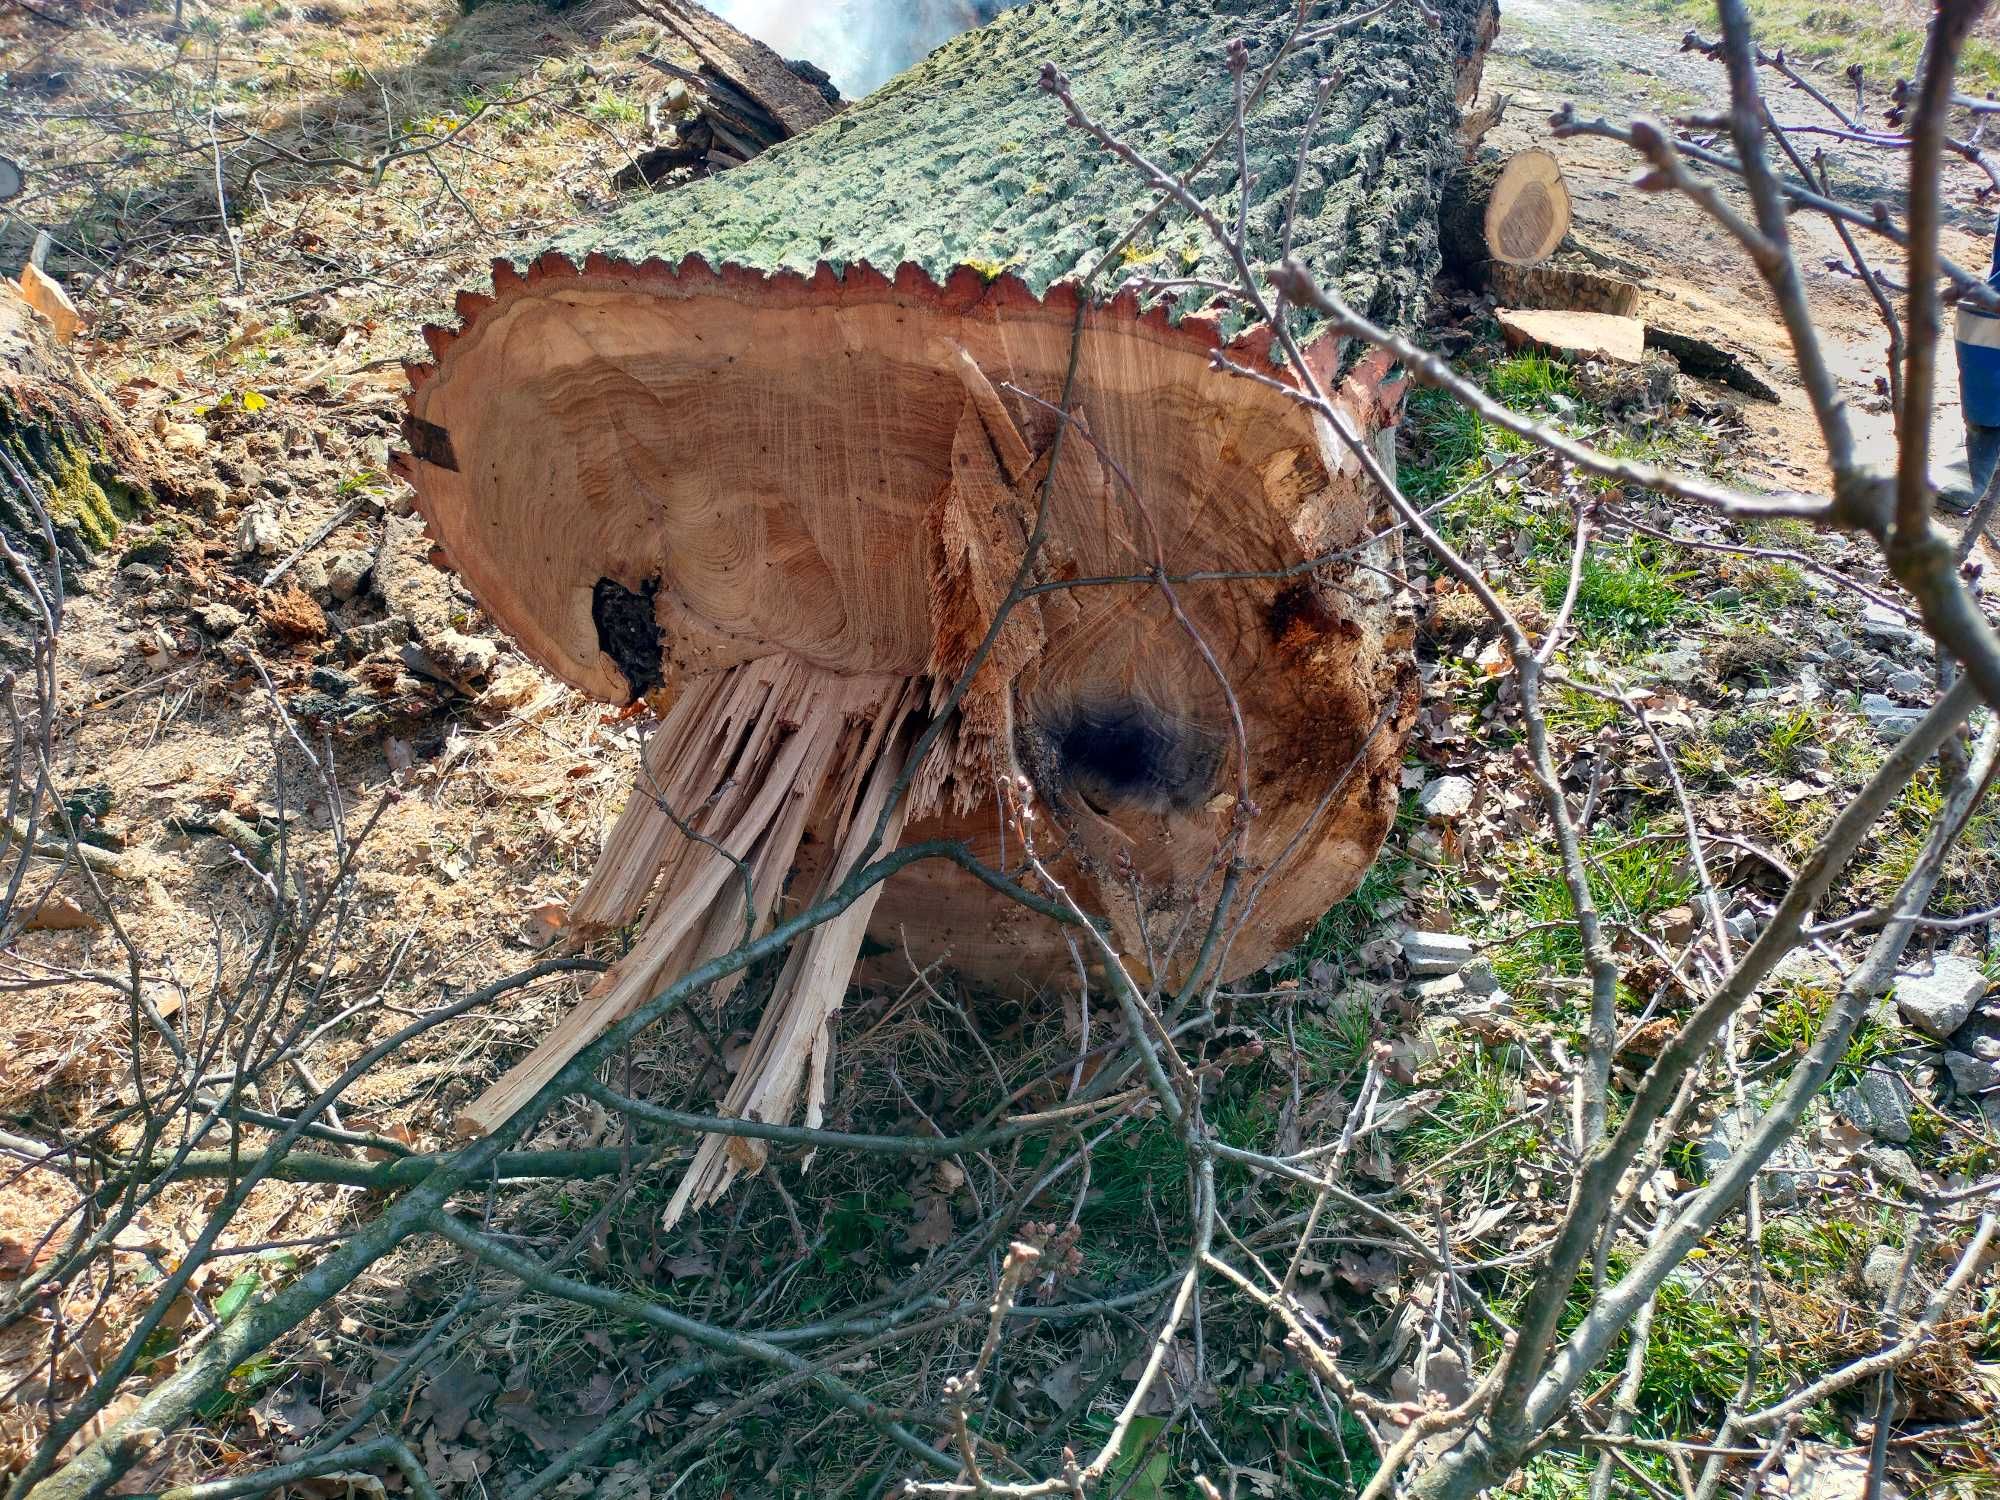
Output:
(396, 0), (1494, 1199)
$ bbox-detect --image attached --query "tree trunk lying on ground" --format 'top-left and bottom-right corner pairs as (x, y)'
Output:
(397, 0), (1494, 1208)
(1, 281), (154, 614)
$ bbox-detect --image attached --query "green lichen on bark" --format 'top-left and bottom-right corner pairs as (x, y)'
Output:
(553, 0), (1491, 342)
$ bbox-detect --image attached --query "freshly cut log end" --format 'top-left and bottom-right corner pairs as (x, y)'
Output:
(402, 0), (1494, 1182)
(1, 283), (155, 613)
(1498, 306), (1645, 365)
(1441, 147), (1572, 273)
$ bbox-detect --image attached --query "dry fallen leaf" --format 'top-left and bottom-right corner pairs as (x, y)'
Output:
(23, 895), (98, 933)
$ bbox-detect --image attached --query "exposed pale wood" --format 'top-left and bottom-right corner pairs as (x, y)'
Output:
(404, 0), (1497, 1199)
(1442, 148), (1572, 273)
(1497, 306), (1645, 365)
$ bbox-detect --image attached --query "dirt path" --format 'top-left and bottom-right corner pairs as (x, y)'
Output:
(1483, 0), (1986, 498)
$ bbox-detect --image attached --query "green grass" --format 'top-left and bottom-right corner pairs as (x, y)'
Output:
(1645, 0), (2000, 91)
(1488, 820), (1698, 993)
(1543, 546), (1695, 643)
(1487, 351), (1578, 411)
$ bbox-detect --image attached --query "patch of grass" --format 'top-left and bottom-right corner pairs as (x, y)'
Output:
(1763, 705), (1820, 776)
(1645, 0), (2000, 90)
(1544, 546), (1695, 643)
(1490, 821), (1698, 991)
(1756, 977), (1897, 1087)
(1487, 351), (1577, 411)
(1402, 1044), (1544, 1194)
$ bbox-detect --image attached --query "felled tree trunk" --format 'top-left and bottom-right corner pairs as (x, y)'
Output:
(1, 283), (154, 612)
(398, 0), (1493, 1205)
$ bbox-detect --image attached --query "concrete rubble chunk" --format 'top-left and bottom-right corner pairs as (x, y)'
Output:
(1943, 1050), (2000, 1094)
(1860, 693), (1926, 740)
(1893, 956), (1987, 1039)
(1418, 774), (1475, 820)
(233, 503), (284, 559)
(1834, 1072), (1912, 1144)
(1401, 929), (1476, 975)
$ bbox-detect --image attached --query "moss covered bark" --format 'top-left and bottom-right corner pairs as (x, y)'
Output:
(1, 288), (153, 612)
(554, 0), (1495, 343)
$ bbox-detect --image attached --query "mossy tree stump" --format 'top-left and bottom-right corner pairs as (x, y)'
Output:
(1, 284), (154, 611)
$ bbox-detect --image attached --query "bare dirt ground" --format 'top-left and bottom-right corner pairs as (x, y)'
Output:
(2, 0), (1997, 1493)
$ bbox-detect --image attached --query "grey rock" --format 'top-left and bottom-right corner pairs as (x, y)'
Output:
(1865, 1146), (1928, 1199)
(1834, 1072), (1912, 1144)
(291, 556), (331, 602)
(1819, 633), (1854, 662)
(1401, 930), (1476, 975)
(1459, 956), (1500, 997)
(1701, 1105), (1807, 1207)
(1861, 1244), (1907, 1300)
(120, 563), (160, 589)
(327, 550), (373, 601)
(1706, 586), (1744, 608)
(401, 630), (499, 692)
(1419, 775), (1475, 820)
(1725, 909), (1760, 942)
(1861, 693), (1926, 739)
(1859, 602), (1919, 652)
(1416, 972), (1464, 1004)
(1944, 1050), (2000, 1094)
(1887, 669), (1927, 698)
(258, 473), (293, 498)
(1893, 955), (1987, 1039)
(233, 504), (284, 560)
(197, 602), (248, 636)
(337, 617), (413, 658)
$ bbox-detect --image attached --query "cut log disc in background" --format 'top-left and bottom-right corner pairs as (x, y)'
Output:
(1440, 146), (1572, 274)
(401, 0), (1498, 1194)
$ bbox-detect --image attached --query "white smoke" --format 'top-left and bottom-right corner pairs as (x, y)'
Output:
(706, 1), (1019, 98)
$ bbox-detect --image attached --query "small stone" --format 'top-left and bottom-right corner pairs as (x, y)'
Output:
(1401, 929), (1476, 975)
(402, 630), (499, 692)
(182, 478), (227, 518)
(1725, 909), (1759, 942)
(327, 550), (373, 601)
(308, 666), (354, 698)
(1701, 1105), (1807, 1207)
(1705, 586), (1743, 608)
(1419, 775), (1475, 820)
(259, 474), (293, 498)
(1834, 1072), (1912, 1144)
(1459, 956), (1500, 996)
(1860, 1244), (1907, 1300)
(291, 556), (331, 601)
(1859, 603), (1919, 651)
(1819, 633), (1855, 662)
(1944, 1050), (2000, 1094)
(1416, 972), (1464, 1003)
(197, 602), (248, 636)
(234, 504), (284, 559)
(1860, 693), (1926, 739)
(1887, 668), (1927, 698)
(1893, 956), (1987, 1039)
(121, 563), (160, 589)
(1865, 1146), (1927, 1199)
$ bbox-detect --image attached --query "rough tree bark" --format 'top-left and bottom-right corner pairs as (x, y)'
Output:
(1, 283), (154, 613)
(397, 0), (1495, 1181)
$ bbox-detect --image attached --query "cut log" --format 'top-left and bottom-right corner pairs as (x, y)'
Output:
(1, 280), (154, 614)
(1497, 306), (1645, 365)
(1440, 147), (1571, 273)
(1488, 258), (1640, 317)
(404, 0), (1495, 1187)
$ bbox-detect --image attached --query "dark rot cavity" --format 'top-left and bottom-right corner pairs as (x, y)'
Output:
(592, 576), (664, 700)
(1045, 699), (1224, 815)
